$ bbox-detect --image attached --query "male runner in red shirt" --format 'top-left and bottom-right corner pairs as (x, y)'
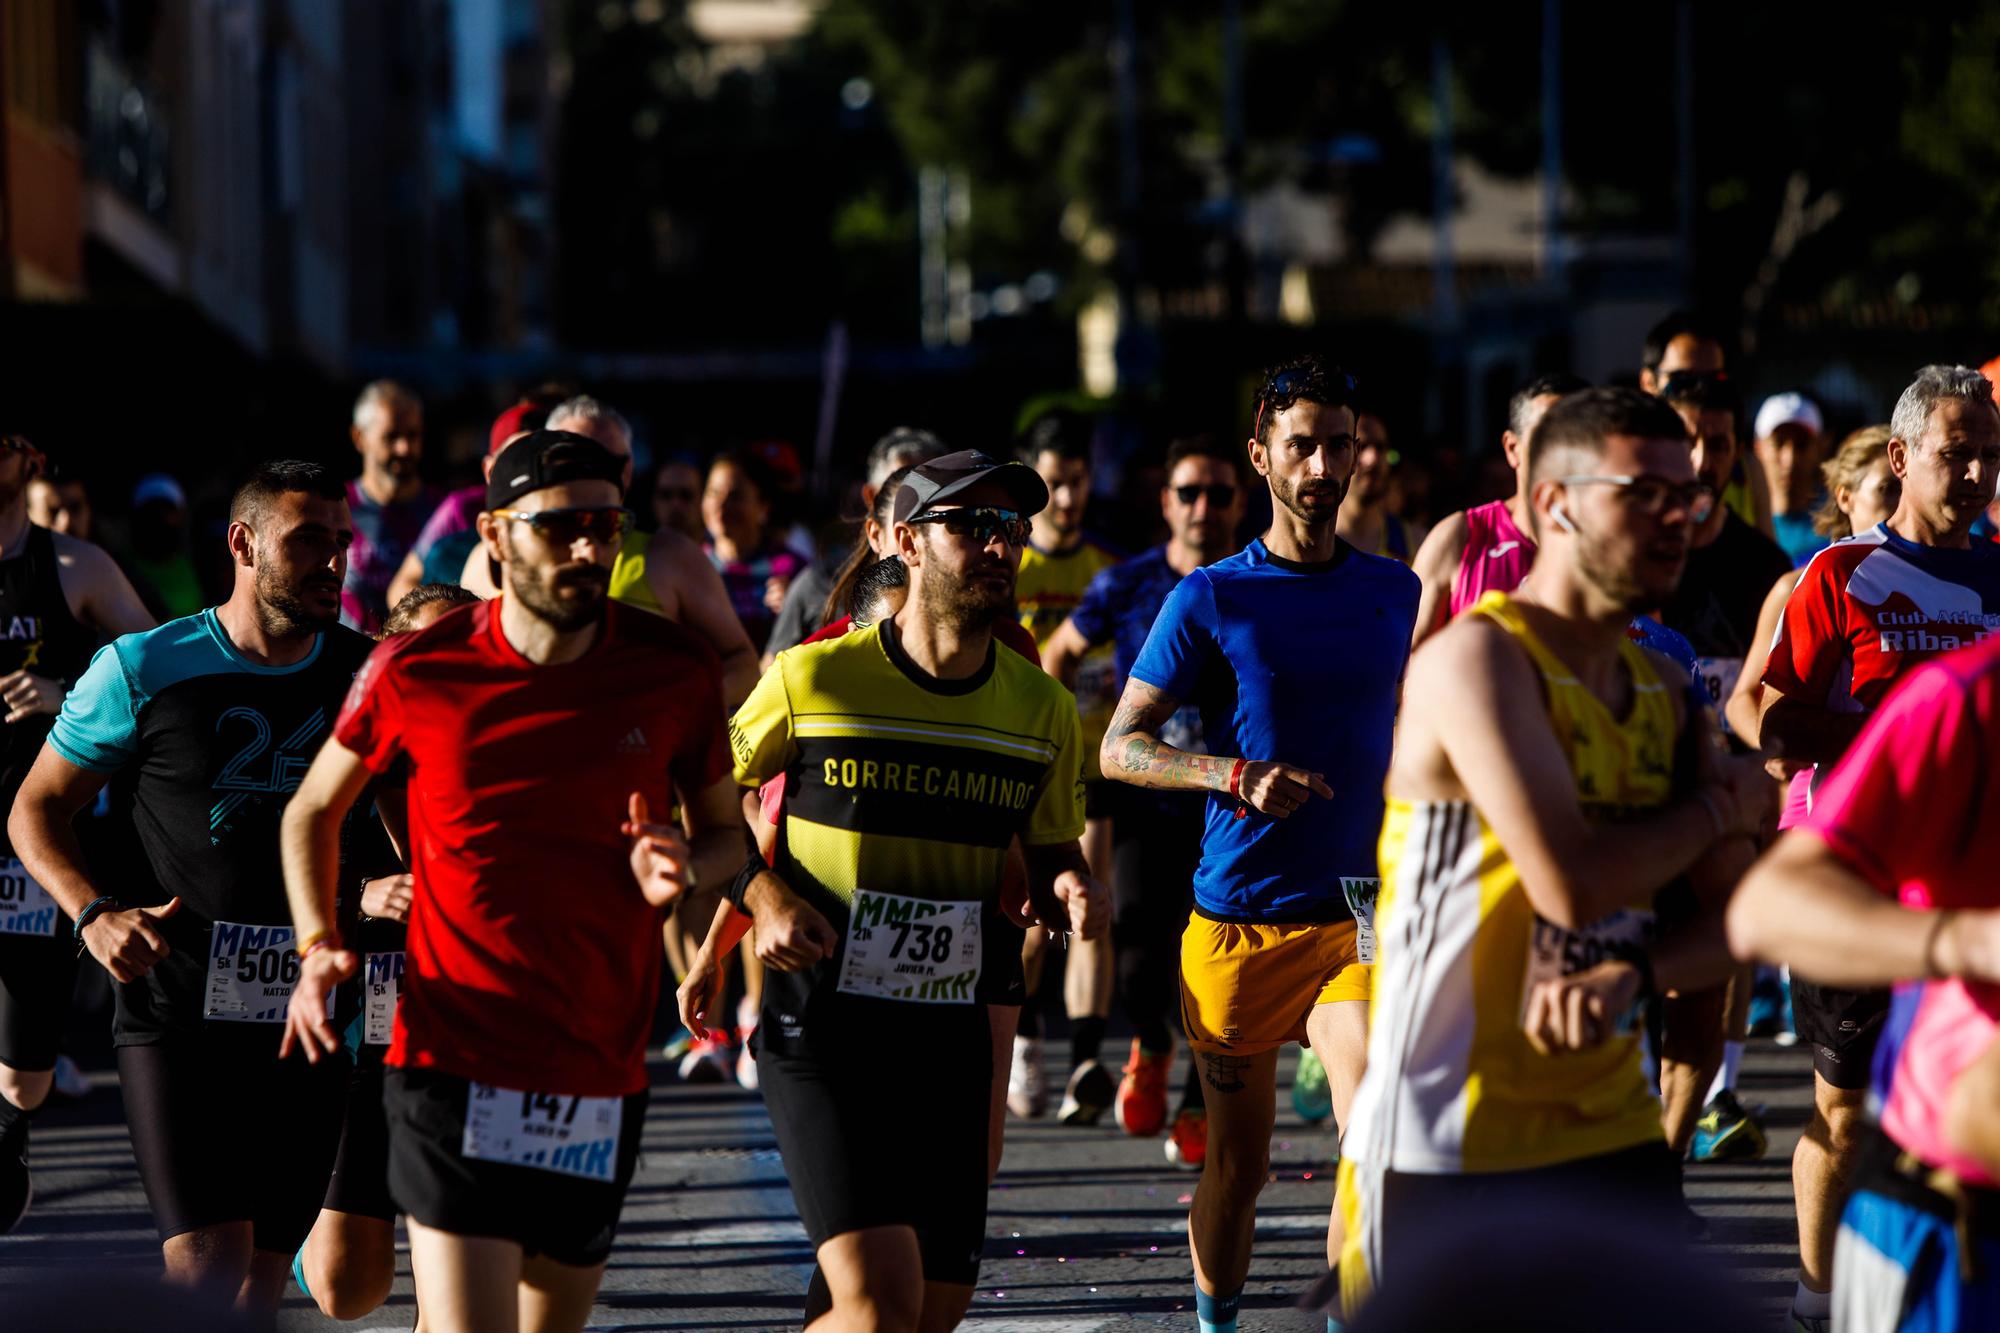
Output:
(279, 431), (749, 1333)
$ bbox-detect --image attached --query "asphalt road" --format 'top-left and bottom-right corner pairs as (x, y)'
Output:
(0, 1030), (1811, 1331)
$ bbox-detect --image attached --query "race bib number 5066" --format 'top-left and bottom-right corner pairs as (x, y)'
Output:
(205, 920), (330, 1023)
(837, 889), (982, 1004)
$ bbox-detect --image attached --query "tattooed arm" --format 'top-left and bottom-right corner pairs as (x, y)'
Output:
(1099, 677), (1232, 792)
(1099, 677), (1333, 817)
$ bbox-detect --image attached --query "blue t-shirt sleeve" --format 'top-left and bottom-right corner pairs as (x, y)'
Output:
(1067, 565), (1121, 648)
(1130, 569), (1214, 701)
(49, 642), (143, 773)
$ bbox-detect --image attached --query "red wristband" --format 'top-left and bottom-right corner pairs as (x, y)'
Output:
(1228, 758), (1246, 799)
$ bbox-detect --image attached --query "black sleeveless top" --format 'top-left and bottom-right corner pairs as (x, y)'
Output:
(0, 526), (99, 821)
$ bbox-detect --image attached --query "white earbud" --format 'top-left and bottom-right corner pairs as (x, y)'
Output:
(1550, 500), (1576, 534)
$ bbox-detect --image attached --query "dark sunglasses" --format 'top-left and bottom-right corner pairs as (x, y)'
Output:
(1173, 484), (1237, 507)
(907, 506), (1031, 547)
(655, 487), (698, 503)
(1254, 366), (1361, 438)
(491, 506), (629, 545)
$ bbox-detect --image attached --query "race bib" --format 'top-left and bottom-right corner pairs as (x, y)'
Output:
(837, 889), (982, 1004)
(0, 858), (58, 938)
(1695, 656), (1744, 735)
(462, 1082), (623, 1183)
(364, 951), (405, 1046)
(1074, 652), (1121, 716)
(1340, 877), (1381, 965)
(204, 920), (325, 1023)
(1519, 909), (1654, 1032)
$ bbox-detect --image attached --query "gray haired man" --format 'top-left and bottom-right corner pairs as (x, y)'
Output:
(1754, 363), (2000, 1330)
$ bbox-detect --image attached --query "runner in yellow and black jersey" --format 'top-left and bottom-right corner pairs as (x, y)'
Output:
(694, 449), (1108, 1332)
(725, 615), (1084, 1011)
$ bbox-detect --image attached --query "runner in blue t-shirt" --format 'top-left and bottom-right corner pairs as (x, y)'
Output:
(1043, 436), (1249, 1169)
(1100, 357), (1418, 1333)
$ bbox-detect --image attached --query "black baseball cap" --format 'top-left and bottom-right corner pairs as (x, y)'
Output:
(890, 449), (1049, 526)
(486, 430), (626, 510)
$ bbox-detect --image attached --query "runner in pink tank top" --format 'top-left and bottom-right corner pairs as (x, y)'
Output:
(1448, 499), (1537, 617)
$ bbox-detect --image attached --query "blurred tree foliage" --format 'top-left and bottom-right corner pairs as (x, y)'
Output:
(554, 0), (2000, 349)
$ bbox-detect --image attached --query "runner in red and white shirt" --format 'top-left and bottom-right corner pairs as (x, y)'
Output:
(279, 431), (748, 1333)
(1754, 364), (2000, 1329)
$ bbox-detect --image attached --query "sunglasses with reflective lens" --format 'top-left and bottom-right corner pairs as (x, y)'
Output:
(491, 506), (629, 545)
(1173, 483), (1237, 508)
(907, 506), (1032, 547)
(1255, 366), (1361, 438)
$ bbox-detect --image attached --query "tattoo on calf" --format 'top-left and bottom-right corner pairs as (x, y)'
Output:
(1201, 1052), (1252, 1094)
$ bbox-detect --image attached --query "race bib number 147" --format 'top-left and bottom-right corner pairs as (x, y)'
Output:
(462, 1083), (623, 1182)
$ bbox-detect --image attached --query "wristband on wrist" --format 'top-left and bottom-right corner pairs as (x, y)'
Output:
(724, 851), (766, 910)
(294, 929), (339, 959)
(1228, 758), (1249, 821)
(71, 895), (119, 956)
(1924, 909), (1958, 980)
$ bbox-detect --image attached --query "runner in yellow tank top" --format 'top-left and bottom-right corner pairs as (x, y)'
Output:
(1326, 388), (1774, 1323)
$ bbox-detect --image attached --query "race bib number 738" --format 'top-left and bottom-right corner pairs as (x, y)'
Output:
(837, 889), (982, 1005)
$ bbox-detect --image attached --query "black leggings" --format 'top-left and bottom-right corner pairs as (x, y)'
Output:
(119, 1031), (350, 1251)
(0, 932), (78, 1072)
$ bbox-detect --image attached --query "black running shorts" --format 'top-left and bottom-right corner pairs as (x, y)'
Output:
(322, 1054), (396, 1221)
(0, 933), (78, 1072)
(383, 1067), (647, 1268)
(757, 1004), (992, 1287)
(1790, 979), (1889, 1092)
(118, 1029), (351, 1251)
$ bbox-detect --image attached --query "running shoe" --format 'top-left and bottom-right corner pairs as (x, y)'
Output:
(1292, 1047), (1333, 1124)
(1059, 1058), (1115, 1126)
(1690, 1089), (1768, 1162)
(1008, 1036), (1048, 1119)
(1774, 971), (1800, 1047)
(1747, 968), (1786, 1038)
(50, 1055), (91, 1100)
(661, 1027), (695, 1064)
(678, 1032), (734, 1084)
(1164, 1107), (1207, 1170)
(0, 1141), (28, 1234)
(1114, 1040), (1171, 1138)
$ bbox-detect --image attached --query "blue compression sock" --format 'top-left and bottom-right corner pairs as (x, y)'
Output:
(291, 1243), (312, 1302)
(1196, 1285), (1241, 1333)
